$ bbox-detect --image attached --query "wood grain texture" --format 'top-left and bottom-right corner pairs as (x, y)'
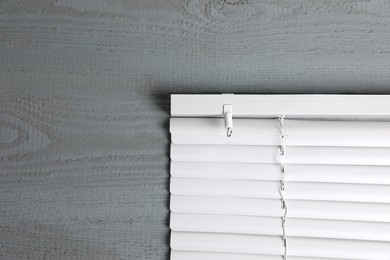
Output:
(1, 0), (390, 259)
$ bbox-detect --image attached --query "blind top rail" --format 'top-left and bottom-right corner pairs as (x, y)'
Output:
(171, 94), (390, 117)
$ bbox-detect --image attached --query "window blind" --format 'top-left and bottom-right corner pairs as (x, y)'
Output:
(169, 95), (390, 260)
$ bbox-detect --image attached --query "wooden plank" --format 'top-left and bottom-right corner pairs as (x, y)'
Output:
(0, 94), (170, 259)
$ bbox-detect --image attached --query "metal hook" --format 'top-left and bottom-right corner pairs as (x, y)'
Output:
(227, 127), (233, 137)
(224, 104), (233, 138)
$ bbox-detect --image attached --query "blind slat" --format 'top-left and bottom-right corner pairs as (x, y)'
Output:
(171, 161), (280, 180)
(286, 146), (390, 166)
(170, 178), (280, 199)
(171, 162), (390, 184)
(170, 195), (283, 217)
(171, 232), (283, 256)
(170, 118), (279, 145)
(171, 178), (390, 203)
(171, 118), (390, 147)
(171, 251), (353, 260)
(288, 218), (390, 241)
(171, 251), (282, 260)
(171, 213), (280, 236)
(171, 196), (390, 222)
(171, 213), (390, 241)
(172, 232), (390, 259)
(171, 144), (276, 163)
(172, 144), (390, 165)
(289, 237), (390, 259)
(286, 120), (390, 147)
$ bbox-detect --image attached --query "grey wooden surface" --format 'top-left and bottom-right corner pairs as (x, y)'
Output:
(1, 0), (390, 259)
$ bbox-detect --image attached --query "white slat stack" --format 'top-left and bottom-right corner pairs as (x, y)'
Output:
(170, 117), (390, 260)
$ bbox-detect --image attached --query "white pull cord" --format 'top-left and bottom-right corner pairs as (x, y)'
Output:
(279, 115), (288, 260)
(224, 105), (233, 137)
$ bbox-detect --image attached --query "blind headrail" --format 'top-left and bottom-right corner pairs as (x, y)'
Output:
(171, 94), (390, 117)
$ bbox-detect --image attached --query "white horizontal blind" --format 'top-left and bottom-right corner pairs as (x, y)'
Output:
(170, 96), (390, 260)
